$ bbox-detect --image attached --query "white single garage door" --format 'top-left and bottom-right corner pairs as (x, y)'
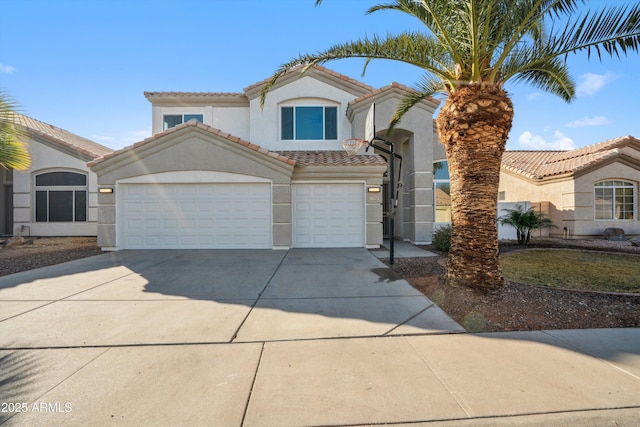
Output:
(119, 183), (271, 249)
(292, 183), (364, 248)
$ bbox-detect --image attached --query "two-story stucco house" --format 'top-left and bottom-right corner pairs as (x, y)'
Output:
(89, 66), (443, 250)
(1, 114), (112, 237)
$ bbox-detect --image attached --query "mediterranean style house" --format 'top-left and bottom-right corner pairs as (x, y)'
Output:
(4, 66), (637, 247)
(89, 66), (442, 250)
(1, 114), (111, 237)
(500, 135), (640, 239)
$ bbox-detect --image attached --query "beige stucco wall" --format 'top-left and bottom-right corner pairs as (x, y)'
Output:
(499, 158), (640, 238)
(349, 91), (439, 244)
(573, 162), (640, 237)
(12, 137), (99, 236)
(248, 75), (367, 152)
(91, 126), (387, 249)
(151, 105), (250, 141)
(91, 127), (295, 249)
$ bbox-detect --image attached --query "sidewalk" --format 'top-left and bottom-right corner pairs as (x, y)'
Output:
(3, 329), (638, 426)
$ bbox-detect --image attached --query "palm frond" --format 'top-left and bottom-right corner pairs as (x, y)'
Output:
(260, 32), (455, 108)
(272, 0), (640, 112)
(368, 0), (466, 66)
(0, 91), (30, 171)
(0, 139), (30, 171)
(500, 42), (575, 101)
(547, 2), (640, 60)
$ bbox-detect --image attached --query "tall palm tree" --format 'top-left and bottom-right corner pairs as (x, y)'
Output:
(0, 91), (30, 171)
(261, 0), (640, 292)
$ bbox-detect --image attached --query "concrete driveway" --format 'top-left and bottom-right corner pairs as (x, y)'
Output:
(2, 249), (639, 426)
(0, 248), (461, 349)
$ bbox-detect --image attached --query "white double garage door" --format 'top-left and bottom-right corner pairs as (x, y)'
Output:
(119, 182), (364, 249)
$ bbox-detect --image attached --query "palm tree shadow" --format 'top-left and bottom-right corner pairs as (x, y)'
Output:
(0, 349), (43, 424)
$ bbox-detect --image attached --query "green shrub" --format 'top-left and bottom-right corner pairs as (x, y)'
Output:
(432, 225), (451, 252)
(498, 205), (555, 245)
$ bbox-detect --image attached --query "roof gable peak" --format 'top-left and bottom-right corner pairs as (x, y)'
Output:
(89, 120), (294, 168)
(244, 64), (375, 100)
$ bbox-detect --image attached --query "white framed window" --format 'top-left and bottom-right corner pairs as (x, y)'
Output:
(594, 180), (635, 220)
(281, 106), (338, 140)
(433, 160), (451, 223)
(35, 171), (87, 222)
(162, 114), (203, 130)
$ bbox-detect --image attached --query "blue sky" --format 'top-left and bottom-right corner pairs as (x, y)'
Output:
(1, 0), (639, 151)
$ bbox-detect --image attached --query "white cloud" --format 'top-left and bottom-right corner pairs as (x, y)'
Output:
(518, 130), (575, 150)
(0, 63), (16, 74)
(565, 115), (610, 128)
(576, 72), (617, 97)
(527, 92), (541, 101)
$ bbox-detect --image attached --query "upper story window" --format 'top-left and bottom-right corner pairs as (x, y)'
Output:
(163, 114), (204, 130)
(35, 171), (87, 222)
(594, 180), (635, 220)
(281, 106), (337, 140)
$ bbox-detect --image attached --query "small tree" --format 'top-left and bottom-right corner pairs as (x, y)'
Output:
(499, 205), (555, 245)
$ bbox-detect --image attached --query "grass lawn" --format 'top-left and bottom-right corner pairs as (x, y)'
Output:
(500, 249), (640, 293)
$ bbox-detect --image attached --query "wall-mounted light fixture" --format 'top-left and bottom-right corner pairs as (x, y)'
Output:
(367, 186), (381, 193)
(99, 187), (114, 194)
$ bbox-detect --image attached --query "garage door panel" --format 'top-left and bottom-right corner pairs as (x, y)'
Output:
(120, 183), (271, 249)
(292, 183), (364, 248)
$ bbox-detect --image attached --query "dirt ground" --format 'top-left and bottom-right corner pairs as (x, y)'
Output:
(1, 236), (639, 332)
(388, 239), (640, 332)
(0, 237), (102, 277)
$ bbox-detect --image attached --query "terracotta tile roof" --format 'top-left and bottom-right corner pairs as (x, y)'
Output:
(349, 81), (438, 107)
(244, 64), (375, 94)
(143, 92), (248, 107)
(144, 91), (243, 98)
(278, 151), (387, 166)
(11, 113), (112, 159)
(89, 120), (295, 167)
(502, 135), (640, 180)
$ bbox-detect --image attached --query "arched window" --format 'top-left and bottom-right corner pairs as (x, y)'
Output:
(594, 180), (635, 220)
(433, 160), (451, 223)
(35, 171), (87, 222)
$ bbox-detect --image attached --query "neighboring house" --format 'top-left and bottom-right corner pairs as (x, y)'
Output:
(89, 66), (442, 250)
(0, 114), (112, 237)
(500, 135), (640, 238)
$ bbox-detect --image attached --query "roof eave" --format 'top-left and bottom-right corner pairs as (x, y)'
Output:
(144, 92), (248, 107)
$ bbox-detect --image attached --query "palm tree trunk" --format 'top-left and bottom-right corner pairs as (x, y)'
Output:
(436, 84), (514, 292)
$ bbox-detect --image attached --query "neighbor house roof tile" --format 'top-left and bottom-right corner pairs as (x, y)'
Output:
(501, 135), (640, 180)
(11, 113), (112, 159)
